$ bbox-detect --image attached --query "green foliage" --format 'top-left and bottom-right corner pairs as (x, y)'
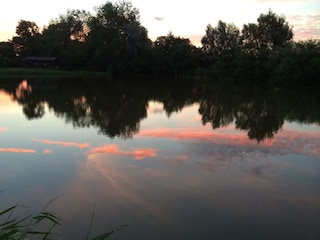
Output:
(0, 197), (61, 240)
(0, 195), (127, 240)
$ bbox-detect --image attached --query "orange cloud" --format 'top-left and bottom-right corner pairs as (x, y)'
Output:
(90, 144), (157, 160)
(0, 148), (36, 153)
(32, 138), (89, 149)
(0, 127), (7, 132)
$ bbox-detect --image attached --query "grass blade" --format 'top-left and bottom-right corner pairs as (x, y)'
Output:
(91, 231), (114, 240)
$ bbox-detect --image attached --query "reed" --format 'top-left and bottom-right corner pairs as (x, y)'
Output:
(0, 195), (126, 240)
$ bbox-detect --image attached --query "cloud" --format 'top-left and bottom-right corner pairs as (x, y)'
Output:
(0, 127), (8, 132)
(89, 144), (157, 160)
(154, 16), (164, 21)
(31, 138), (89, 149)
(0, 148), (36, 153)
(288, 14), (320, 40)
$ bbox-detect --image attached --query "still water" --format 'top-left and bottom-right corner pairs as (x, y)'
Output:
(0, 78), (320, 240)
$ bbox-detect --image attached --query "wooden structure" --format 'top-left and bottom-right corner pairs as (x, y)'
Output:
(22, 57), (62, 68)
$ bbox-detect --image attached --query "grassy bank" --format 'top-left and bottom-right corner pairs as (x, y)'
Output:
(0, 68), (111, 79)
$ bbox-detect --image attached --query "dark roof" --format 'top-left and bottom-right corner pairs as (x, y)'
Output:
(23, 57), (59, 61)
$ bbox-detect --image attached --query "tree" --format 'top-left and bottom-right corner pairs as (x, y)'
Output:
(151, 32), (197, 75)
(0, 42), (15, 58)
(201, 20), (240, 61)
(41, 10), (91, 67)
(0, 41), (16, 67)
(242, 9), (293, 53)
(12, 20), (41, 57)
(86, 0), (150, 72)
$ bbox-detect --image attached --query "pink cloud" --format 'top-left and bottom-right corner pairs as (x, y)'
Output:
(0, 148), (36, 153)
(288, 14), (320, 40)
(0, 127), (8, 132)
(90, 144), (157, 160)
(139, 128), (250, 145)
(32, 138), (89, 149)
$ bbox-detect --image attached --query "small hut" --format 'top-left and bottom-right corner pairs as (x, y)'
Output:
(22, 57), (62, 68)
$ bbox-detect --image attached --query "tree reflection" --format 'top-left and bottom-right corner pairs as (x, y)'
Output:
(0, 78), (319, 142)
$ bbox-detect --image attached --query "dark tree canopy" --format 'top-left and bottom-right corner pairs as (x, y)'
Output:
(201, 20), (240, 61)
(151, 32), (199, 75)
(15, 20), (39, 39)
(0, 42), (15, 58)
(242, 9), (293, 53)
(12, 20), (41, 57)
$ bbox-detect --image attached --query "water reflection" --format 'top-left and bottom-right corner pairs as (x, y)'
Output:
(1, 78), (320, 239)
(1, 78), (319, 142)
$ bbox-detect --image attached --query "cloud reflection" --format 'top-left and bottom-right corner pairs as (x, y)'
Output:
(139, 127), (320, 157)
(89, 144), (157, 160)
(43, 149), (52, 154)
(31, 138), (89, 149)
(0, 147), (35, 153)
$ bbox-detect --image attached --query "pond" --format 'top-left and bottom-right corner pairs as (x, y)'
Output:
(0, 78), (320, 240)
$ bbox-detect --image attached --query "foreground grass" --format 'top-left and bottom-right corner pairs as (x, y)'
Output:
(0, 196), (126, 240)
(0, 68), (111, 79)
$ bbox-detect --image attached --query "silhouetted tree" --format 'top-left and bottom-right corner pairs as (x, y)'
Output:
(41, 10), (90, 67)
(0, 42), (15, 58)
(12, 20), (41, 57)
(151, 32), (197, 75)
(242, 9), (293, 54)
(0, 42), (16, 66)
(201, 20), (240, 61)
(86, 0), (150, 72)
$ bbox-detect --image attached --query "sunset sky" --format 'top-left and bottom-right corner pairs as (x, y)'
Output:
(0, 0), (319, 45)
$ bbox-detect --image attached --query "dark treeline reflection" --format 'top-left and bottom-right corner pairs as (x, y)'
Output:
(1, 78), (320, 141)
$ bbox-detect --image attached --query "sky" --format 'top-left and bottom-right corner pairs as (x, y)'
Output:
(0, 0), (319, 46)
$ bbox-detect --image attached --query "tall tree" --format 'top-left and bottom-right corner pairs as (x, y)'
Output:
(42, 9), (90, 67)
(86, 0), (150, 72)
(151, 32), (197, 75)
(201, 20), (240, 61)
(12, 20), (40, 57)
(242, 9), (293, 54)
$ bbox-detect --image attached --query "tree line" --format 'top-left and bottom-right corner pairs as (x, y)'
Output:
(0, 0), (319, 83)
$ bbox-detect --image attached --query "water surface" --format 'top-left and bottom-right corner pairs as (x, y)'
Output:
(0, 78), (319, 239)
